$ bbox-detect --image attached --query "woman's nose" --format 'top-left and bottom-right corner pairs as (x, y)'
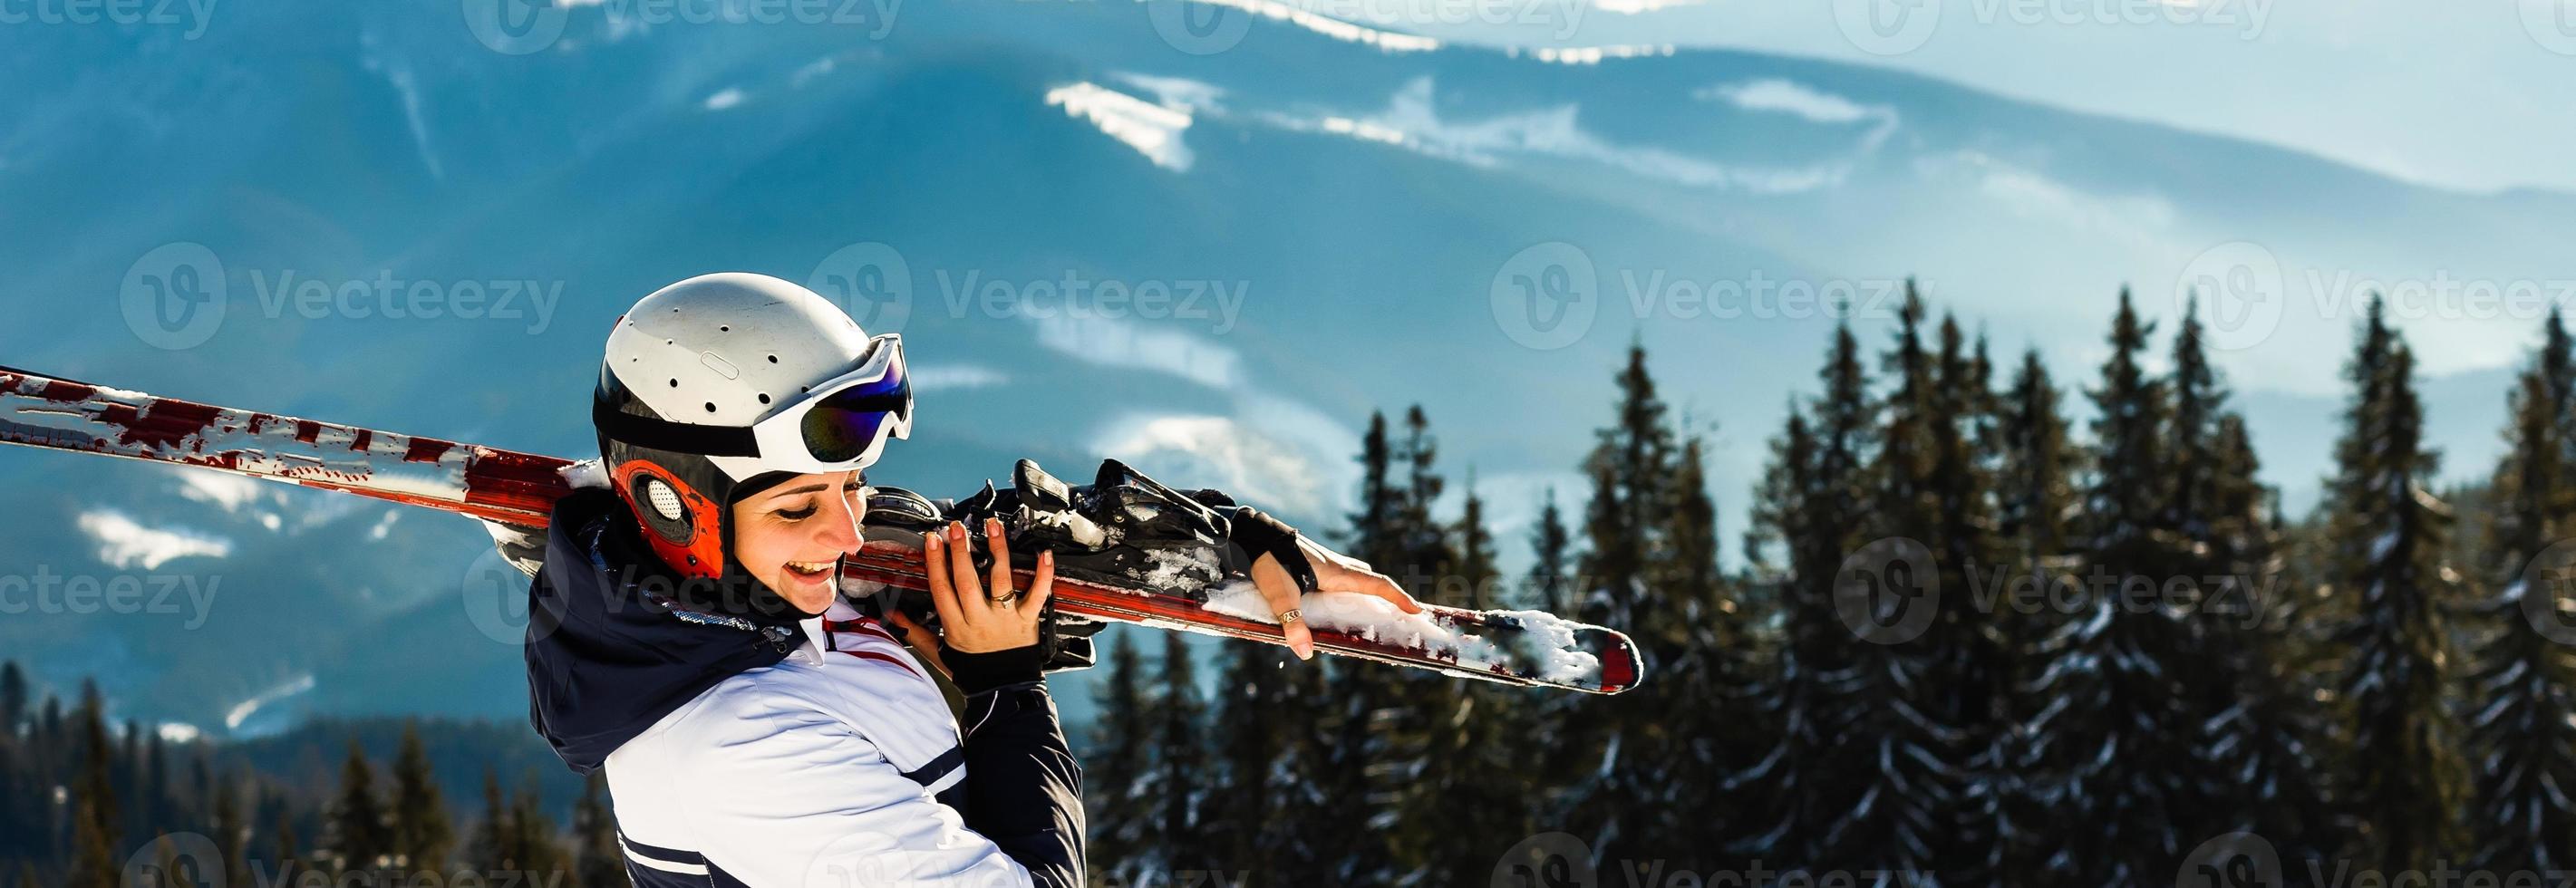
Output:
(817, 498), (865, 550)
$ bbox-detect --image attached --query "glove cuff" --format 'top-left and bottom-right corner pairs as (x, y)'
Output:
(945, 644), (1046, 695)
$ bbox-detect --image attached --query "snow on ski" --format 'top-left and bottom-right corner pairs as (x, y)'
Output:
(0, 366), (1642, 694)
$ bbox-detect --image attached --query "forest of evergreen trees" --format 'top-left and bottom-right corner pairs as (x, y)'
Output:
(5, 287), (2575, 887)
(1085, 287), (2576, 887)
(0, 665), (622, 887)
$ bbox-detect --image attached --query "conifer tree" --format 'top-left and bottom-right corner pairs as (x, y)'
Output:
(328, 739), (388, 874)
(389, 722), (453, 875)
(1087, 632), (1153, 882)
(2465, 314), (2576, 873)
(2328, 300), (2466, 867)
(1, 663), (23, 736)
(1982, 347), (2077, 883)
(2028, 289), (2193, 886)
(62, 683), (120, 888)
(211, 770), (251, 888)
(1148, 632), (1209, 877)
(570, 771), (624, 888)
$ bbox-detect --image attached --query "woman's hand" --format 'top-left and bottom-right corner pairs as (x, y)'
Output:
(1249, 537), (1423, 661)
(885, 517), (1055, 678)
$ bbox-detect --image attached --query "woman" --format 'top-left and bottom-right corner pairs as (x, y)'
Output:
(520, 274), (1419, 887)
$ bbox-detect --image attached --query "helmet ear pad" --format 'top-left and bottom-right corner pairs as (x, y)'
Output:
(611, 458), (727, 582)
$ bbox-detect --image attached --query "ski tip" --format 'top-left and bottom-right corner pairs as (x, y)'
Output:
(1591, 629), (1645, 695)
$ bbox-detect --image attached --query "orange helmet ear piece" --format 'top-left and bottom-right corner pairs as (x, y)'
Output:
(612, 458), (725, 581)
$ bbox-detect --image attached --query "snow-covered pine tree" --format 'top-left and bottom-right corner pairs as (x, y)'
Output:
(1316, 410), (1414, 884)
(1085, 632), (1152, 882)
(1148, 632), (1210, 877)
(1928, 314), (2009, 885)
(2465, 313), (2576, 874)
(1823, 285), (1961, 881)
(2027, 289), (2194, 886)
(1734, 320), (1878, 870)
(1985, 348), (2078, 884)
(2328, 299), (2466, 868)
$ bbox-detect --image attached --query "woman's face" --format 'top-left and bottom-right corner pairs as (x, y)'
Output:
(728, 469), (869, 616)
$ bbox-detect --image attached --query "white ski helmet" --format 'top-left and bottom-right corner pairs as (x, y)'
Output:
(593, 273), (913, 580)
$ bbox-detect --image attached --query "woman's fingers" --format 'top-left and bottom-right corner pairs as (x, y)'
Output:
(1336, 569), (1423, 613)
(921, 532), (966, 632)
(984, 517), (1015, 606)
(1252, 554), (1313, 661)
(1024, 549), (1056, 615)
(943, 520), (984, 606)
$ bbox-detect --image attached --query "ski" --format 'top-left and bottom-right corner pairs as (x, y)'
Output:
(0, 366), (1642, 694)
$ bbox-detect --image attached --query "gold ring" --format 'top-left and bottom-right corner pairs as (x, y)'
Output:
(992, 590), (1022, 605)
(1279, 608), (1303, 625)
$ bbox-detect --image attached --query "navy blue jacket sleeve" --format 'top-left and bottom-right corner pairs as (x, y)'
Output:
(947, 648), (1087, 888)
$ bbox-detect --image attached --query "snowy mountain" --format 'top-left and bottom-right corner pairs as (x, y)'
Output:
(0, 0), (2558, 730)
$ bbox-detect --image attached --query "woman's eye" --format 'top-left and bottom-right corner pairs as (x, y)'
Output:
(776, 507), (818, 521)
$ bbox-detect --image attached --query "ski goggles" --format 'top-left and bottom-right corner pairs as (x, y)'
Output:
(751, 333), (913, 473)
(596, 333), (914, 474)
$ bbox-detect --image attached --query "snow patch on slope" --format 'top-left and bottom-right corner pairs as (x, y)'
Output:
(77, 510), (233, 570)
(1047, 82), (1195, 171)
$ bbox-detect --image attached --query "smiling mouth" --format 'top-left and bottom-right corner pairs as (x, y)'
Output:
(784, 559), (838, 579)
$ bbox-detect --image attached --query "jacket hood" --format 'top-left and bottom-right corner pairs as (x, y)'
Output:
(524, 488), (805, 773)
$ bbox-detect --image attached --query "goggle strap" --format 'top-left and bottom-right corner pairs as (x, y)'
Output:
(593, 400), (761, 458)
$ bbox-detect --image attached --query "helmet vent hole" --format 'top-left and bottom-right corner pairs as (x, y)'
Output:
(720, 324), (731, 333)
(704, 402), (717, 413)
(767, 355), (779, 363)
(668, 379), (678, 388)
(759, 393), (771, 404)
(644, 478), (685, 521)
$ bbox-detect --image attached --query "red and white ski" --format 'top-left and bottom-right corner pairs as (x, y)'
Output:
(0, 366), (1642, 694)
